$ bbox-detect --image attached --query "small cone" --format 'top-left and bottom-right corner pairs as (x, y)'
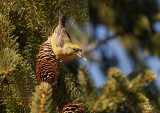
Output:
(62, 102), (84, 113)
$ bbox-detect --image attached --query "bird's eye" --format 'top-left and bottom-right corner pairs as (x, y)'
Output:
(73, 48), (76, 51)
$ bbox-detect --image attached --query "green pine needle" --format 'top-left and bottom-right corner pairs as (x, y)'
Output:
(30, 82), (52, 113)
(0, 48), (21, 75)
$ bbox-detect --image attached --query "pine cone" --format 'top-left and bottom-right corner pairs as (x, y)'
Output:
(62, 102), (84, 113)
(36, 38), (59, 84)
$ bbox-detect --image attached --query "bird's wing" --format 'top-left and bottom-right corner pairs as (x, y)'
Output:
(53, 11), (72, 48)
(54, 25), (72, 48)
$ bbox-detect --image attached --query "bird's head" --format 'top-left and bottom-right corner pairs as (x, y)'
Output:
(62, 43), (87, 61)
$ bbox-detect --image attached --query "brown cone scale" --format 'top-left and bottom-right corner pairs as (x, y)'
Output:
(36, 38), (59, 84)
(62, 102), (84, 113)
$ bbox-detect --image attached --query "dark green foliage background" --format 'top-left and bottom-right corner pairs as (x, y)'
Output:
(0, 0), (160, 113)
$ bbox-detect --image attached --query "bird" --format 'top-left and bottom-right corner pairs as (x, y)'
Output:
(36, 11), (86, 84)
(50, 11), (86, 61)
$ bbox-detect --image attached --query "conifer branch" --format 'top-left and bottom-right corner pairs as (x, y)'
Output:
(91, 94), (106, 112)
(84, 35), (115, 53)
(30, 82), (52, 113)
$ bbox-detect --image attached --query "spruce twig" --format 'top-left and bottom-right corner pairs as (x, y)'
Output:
(30, 82), (52, 113)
